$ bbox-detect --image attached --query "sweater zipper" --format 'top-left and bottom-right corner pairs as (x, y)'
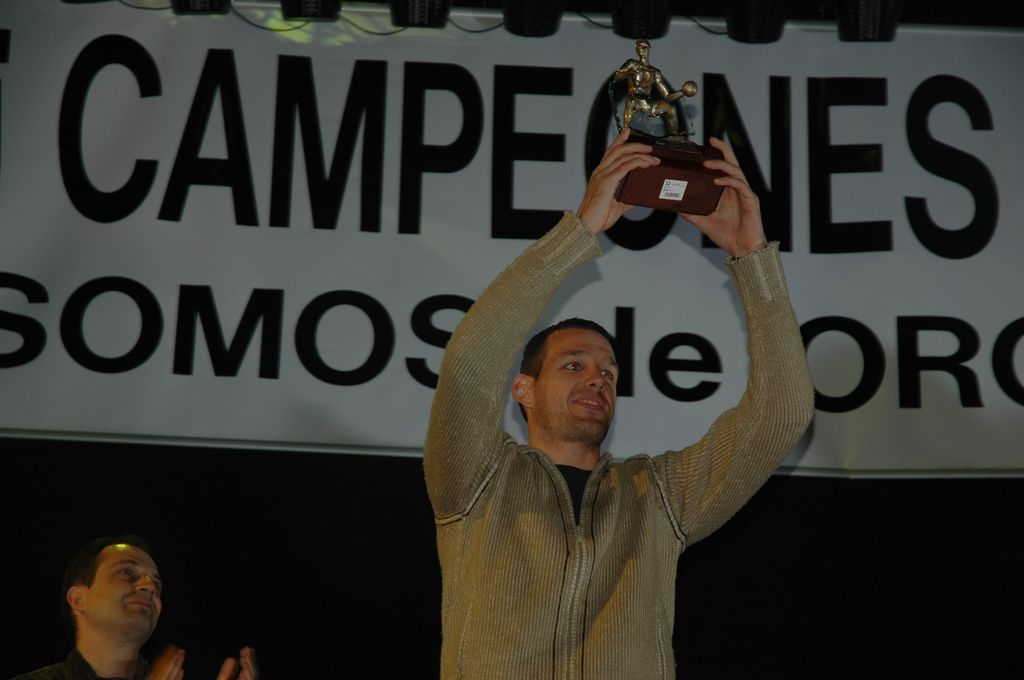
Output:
(540, 452), (604, 680)
(564, 466), (604, 680)
(562, 528), (590, 680)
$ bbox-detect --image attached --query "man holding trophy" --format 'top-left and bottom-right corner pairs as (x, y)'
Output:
(423, 39), (814, 679)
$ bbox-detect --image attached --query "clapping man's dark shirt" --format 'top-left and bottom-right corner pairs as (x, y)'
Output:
(11, 649), (148, 680)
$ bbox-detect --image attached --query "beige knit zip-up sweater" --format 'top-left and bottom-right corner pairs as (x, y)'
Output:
(424, 212), (814, 679)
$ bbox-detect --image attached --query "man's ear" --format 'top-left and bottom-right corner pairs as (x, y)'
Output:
(512, 373), (535, 410)
(67, 585), (85, 612)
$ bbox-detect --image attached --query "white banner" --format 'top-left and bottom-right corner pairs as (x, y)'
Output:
(1, 1), (1022, 475)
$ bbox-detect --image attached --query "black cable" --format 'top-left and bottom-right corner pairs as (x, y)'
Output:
(685, 15), (728, 36)
(575, 11), (612, 30)
(231, 6), (310, 32)
(339, 13), (408, 36)
(449, 17), (506, 33)
(117, 0), (172, 10)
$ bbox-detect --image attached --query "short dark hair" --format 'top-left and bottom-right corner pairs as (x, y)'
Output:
(517, 318), (615, 421)
(60, 534), (154, 643)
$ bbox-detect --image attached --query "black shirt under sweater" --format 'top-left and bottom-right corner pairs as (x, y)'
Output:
(556, 464), (592, 525)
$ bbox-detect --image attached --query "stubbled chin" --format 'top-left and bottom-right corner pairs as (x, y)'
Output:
(565, 416), (610, 445)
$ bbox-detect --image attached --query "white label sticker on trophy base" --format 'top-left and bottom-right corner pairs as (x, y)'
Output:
(659, 178), (688, 201)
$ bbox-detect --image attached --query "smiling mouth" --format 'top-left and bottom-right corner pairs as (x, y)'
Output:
(573, 396), (606, 412)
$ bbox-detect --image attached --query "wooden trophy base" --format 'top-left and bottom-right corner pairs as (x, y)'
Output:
(615, 132), (726, 215)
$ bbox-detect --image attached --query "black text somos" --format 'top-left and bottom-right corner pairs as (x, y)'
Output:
(2, 273), (1021, 411)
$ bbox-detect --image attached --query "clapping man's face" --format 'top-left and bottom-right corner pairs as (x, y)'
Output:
(67, 543), (163, 644)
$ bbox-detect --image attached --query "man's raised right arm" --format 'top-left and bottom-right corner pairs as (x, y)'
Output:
(422, 213), (600, 520)
(423, 129), (660, 520)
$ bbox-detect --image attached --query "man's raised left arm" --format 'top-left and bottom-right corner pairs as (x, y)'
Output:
(651, 137), (815, 545)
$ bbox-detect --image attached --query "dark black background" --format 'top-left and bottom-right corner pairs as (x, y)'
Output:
(3, 437), (1022, 678)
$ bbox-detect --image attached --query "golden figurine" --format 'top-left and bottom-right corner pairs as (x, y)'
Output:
(613, 39), (699, 141)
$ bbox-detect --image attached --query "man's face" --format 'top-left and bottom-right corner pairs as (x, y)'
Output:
(527, 328), (618, 447)
(69, 544), (163, 644)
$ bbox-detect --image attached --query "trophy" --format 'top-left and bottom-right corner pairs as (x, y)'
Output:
(610, 40), (725, 215)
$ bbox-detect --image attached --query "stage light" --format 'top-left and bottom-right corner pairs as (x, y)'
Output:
(503, 0), (562, 37)
(725, 0), (787, 44)
(389, 0), (452, 28)
(281, 0), (340, 21)
(170, 0), (230, 14)
(836, 0), (902, 41)
(610, 0), (671, 40)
